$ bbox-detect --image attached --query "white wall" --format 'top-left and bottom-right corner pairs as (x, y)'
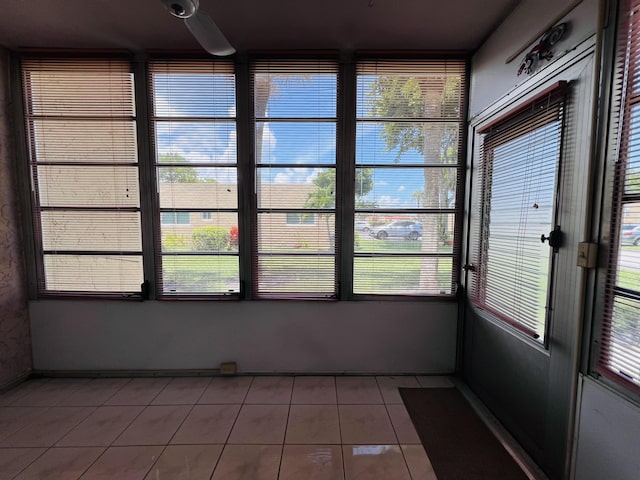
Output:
(470, 0), (599, 118)
(573, 376), (640, 480)
(29, 299), (457, 373)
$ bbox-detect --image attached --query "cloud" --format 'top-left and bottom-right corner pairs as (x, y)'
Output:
(375, 180), (389, 186)
(378, 195), (402, 208)
(398, 185), (406, 192)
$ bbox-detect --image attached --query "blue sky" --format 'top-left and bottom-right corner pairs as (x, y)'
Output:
(153, 73), (457, 208)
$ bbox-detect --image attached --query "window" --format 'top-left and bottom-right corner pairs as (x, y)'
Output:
(597, 0), (640, 391)
(286, 213), (315, 225)
(354, 59), (466, 295)
(20, 54), (467, 300)
(149, 60), (238, 296)
(21, 57), (143, 294)
(472, 84), (567, 341)
(251, 60), (338, 297)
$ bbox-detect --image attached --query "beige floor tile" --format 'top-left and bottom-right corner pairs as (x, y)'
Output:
(415, 376), (454, 388)
(113, 405), (190, 446)
(144, 444), (223, 480)
(285, 405), (341, 444)
(338, 405), (397, 444)
(13, 447), (104, 480)
(79, 446), (163, 480)
(0, 407), (49, 442)
(211, 445), (281, 480)
(279, 445), (344, 480)
(336, 377), (383, 404)
(387, 404), (421, 444)
(376, 376), (420, 404)
(56, 406), (144, 447)
(0, 407), (94, 447)
(104, 378), (171, 406)
(18, 379), (92, 407)
(342, 445), (411, 480)
(244, 376), (293, 404)
(0, 448), (46, 480)
(198, 377), (253, 404)
(59, 379), (131, 406)
(291, 377), (337, 404)
(401, 445), (437, 480)
(171, 404), (240, 444)
(151, 377), (211, 405)
(227, 404), (289, 444)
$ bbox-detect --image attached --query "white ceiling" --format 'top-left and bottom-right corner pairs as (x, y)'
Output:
(0, 0), (518, 54)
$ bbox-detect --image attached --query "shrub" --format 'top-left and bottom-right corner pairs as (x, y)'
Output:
(229, 226), (239, 246)
(163, 233), (189, 251)
(191, 226), (230, 251)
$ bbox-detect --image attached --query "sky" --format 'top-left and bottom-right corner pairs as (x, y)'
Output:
(153, 72), (459, 209)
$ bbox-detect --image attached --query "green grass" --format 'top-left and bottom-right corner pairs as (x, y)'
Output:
(619, 268), (640, 291)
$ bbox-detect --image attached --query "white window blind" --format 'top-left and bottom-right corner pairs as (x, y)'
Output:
(22, 57), (143, 294)
(251, 59), (338, 297)
(472, 84), (567, 340)
(149, 60), (238, 296)
(354, 59), (466, 295)
(598, 0), (640, 392)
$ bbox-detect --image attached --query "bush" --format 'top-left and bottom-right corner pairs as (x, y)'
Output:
(163, 233), (189, 251)
(191, 226), (230, 251)
(229, 226), (239, 246)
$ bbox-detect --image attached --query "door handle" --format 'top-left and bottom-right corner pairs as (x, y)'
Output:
(541, 226), (562, 252)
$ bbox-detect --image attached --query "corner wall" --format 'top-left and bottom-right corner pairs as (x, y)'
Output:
(0, 48), (32, 388)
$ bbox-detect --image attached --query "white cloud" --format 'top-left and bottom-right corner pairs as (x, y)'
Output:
(398, 185), (406, 192)
(378, 195), (402, 208)
(375, 180), (389, 186)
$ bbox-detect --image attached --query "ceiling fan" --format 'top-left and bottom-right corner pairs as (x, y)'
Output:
(161, 0), (235, 56)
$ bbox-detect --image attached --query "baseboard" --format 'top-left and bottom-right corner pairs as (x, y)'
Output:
(0, 370), (32, 393)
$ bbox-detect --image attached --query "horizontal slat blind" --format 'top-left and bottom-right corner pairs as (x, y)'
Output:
(149, 60), (238, 296)
(22, 57), (143, 294)
(598, 0), (640, 391)
(251, 59), (338, 297)
(472, 85), (567, 339)
(354, 59), (466, 295)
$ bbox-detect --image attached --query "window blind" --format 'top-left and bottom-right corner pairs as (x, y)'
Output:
(149, 59), (238, 296)
(251, 59), (339, 298)
(21, 57), (143, 294)
(354, 58), (466, 295)
(598, 0), (640, 392)
(472, 84), (567, 340)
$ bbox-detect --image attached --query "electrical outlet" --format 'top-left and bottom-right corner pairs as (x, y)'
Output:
(219, 362), (237, 376)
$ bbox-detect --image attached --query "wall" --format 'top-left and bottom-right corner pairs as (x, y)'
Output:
(573, 376), (640, 480)
(29, 299), (456, 373)
(0, 48), (32, 389)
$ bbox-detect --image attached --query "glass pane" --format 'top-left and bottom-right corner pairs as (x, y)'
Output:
(43, 254), (143, 292)
(32, 120), (137, 164)
(258, 167), (335, 209)
(618, 202), (640, 288)
(158, 168), (238, 209)
(254, 73), (337, 118)
(481, 121), (560, 339)
(155, 122), (236, 164)
(161, 255), (239, 294)
(41, 212), (141, 251)
(356, 167), (456, 209)
(357, 74), (463, 119)
(256, 122), (336, 164)
(356, 122), (459, 165)
(258, 213), (335, 252)
(161, 212), (239, 253)
(257, 256), (335, 293)
(354, 256), (452, 295)
(625, 106), (640, 194)
(37, 165), (139, 208)
(606, 296), (640, 387)
(152, 72), (235, 118)
(355, 214), (454, 254)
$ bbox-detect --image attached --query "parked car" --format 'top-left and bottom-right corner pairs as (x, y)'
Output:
(621, 224), (640, 245)
(354, 220), (371, 233)
(369, 220), (423, 240)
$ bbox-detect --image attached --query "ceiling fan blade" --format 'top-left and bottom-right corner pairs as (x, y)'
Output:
(185, 11), (235, 56)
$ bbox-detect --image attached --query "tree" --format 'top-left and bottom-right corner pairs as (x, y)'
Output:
(157, 153), (219, 184)
(370, 75), (462, 291)
(305, 168), (374, 248)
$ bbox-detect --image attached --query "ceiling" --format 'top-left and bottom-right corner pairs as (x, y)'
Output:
(0, 0), (518, 54)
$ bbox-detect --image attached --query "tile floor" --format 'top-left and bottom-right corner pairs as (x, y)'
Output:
(0, 375), (453, 480)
